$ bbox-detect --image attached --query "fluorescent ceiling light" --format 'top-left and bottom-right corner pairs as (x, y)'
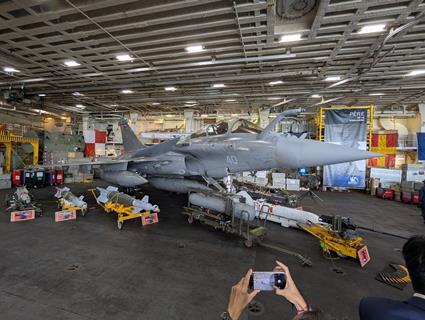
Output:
(369, 93), (385, 96)
(325, 76), (341, 82)
(185, 100), (196, 104)
(327, 78), (352, 88)
(151, 102), (161, 106)
(3, 67), (20, 73)
(22, 78), (46, 83)
(165, 114), (173, 118)
(358, 24), (386, 34)
(197, 61), (214, 66)
(75, 104), (86, 109)
(269, 80), (283, 85)
(225, 99), (236, 102)
(406, 69), (425, 77)
(267, 97), (281, 100)
(201, 114), (208, 118)
(212, 83), (225, 88)
(311, 94), (321, 98)
(64, 60), (80, 67)
(128, 67), (151, 73)
(121, 89), (134, 94)
(38, 94), (46, 97)
(185, 45), (204, 53)
(165, 86), (177, 91)
(109, 104), (119, 107)
(83, 73), (103, 77)
(279, 33), (302, 43)
(72, 92), (84, 96)
(116, 54), (133, 61)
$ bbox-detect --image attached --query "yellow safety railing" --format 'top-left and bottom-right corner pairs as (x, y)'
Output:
(315, 105), (374, 149)
(0, 132), (39, 172)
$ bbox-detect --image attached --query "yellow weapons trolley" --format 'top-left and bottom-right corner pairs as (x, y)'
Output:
(298, 222), (370, 267)
(89, 189), (156, 230)
(57, 198), (87, 217)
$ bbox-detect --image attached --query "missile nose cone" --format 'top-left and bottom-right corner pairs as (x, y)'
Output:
(276, 137), (381, 168)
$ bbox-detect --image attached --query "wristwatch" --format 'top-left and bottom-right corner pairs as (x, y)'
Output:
(220, 311), (232, 320)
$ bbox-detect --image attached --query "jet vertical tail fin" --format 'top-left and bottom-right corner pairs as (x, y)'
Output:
(118, 118), (145, 153)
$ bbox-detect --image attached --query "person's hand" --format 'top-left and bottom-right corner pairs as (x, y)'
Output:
(227, 269), (260, 320)
(273, 260), (308, 312)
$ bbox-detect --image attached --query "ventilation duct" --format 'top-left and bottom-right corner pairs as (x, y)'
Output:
(275, 0), (318, 34)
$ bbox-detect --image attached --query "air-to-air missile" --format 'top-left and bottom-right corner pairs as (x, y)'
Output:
(54, 187), (88, 214)
(96, 186), (159, 214)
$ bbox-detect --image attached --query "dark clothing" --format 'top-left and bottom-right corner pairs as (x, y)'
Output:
(359, 296), (425, 320)
(420, 186), (425, 222)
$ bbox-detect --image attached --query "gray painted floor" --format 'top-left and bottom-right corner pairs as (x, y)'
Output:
(0, 182), (423, 320)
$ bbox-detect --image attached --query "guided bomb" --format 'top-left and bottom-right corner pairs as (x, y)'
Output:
(96, 186), (159, 214)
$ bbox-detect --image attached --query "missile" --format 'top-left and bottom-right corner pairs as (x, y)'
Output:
(54, 187), (87, 211)
(188, 191), (256, 221)
(96, 186), (159, 213)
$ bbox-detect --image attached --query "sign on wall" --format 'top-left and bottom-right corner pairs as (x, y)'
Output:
(323, 109), (368, 188)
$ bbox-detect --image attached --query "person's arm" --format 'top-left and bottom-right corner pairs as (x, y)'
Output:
(224, 269), (260, 320)
(273, 260), (309, 314)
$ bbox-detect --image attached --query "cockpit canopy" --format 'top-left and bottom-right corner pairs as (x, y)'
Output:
(189, 119), (262, 139)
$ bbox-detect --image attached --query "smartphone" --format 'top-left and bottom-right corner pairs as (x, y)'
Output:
(249, 272), (286, 291)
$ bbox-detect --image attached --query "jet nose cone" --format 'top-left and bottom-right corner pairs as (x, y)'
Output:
(276, 137), (381, 168)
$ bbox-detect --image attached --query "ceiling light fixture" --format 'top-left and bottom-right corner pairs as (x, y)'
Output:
(225, 99), (236, 102)
(369, 93), (385, 96)
(151, 102), (161, 106)
(406, 70), (425, 77)
(311, 94), (321, 98)
(328, 78), (352, 88)
(185, 100), (196, 104)
(72, 92), (84, 96)
(325, 76), (341, 82)
(127, 67), (151, 72)
(165, 86), (177, 91)
(116, 54), (133, 61)
(185, 45), (205, 53)
(38, 94), (46, 97)
(212, 83), (225, 88)
(269, 80), (283, 85)
(358, 24), (386, 34)
(3, 67), (20, 73)
(22, 78), (46, 83)
(279, 33), (302, 43)
(75, 104), (86, 109)
(267, 97), (281, 100)
(64, 60), (81, 67)
(165, 114), (174, 118)
(121, 89), (134, 94)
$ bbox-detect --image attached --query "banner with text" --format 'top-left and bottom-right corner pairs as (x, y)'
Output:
(323, 109), (368, 188)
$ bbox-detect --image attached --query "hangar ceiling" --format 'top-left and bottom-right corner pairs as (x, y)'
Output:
(1, 0), (425, 116)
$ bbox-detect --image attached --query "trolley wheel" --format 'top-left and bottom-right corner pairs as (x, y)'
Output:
(187, 215), (194, 224)
(117, 220), (123, 230)
(244, 239), (253, 248)
(80, 210), (86, 217)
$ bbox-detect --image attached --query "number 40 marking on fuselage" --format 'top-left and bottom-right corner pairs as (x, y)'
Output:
(226, 155), (238, 165)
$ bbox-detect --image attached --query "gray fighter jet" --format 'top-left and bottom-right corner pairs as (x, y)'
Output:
(96, 108), (380, 193)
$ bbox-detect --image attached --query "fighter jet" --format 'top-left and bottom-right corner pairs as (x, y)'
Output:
(95, 108), (380, 193)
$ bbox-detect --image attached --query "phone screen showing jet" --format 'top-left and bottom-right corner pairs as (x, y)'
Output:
(249, 272), (286, 291)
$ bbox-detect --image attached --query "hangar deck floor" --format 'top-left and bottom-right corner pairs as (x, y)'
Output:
(0, 182), (423, 320)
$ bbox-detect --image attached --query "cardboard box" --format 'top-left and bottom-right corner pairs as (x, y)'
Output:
(286, 179), (300, 191)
